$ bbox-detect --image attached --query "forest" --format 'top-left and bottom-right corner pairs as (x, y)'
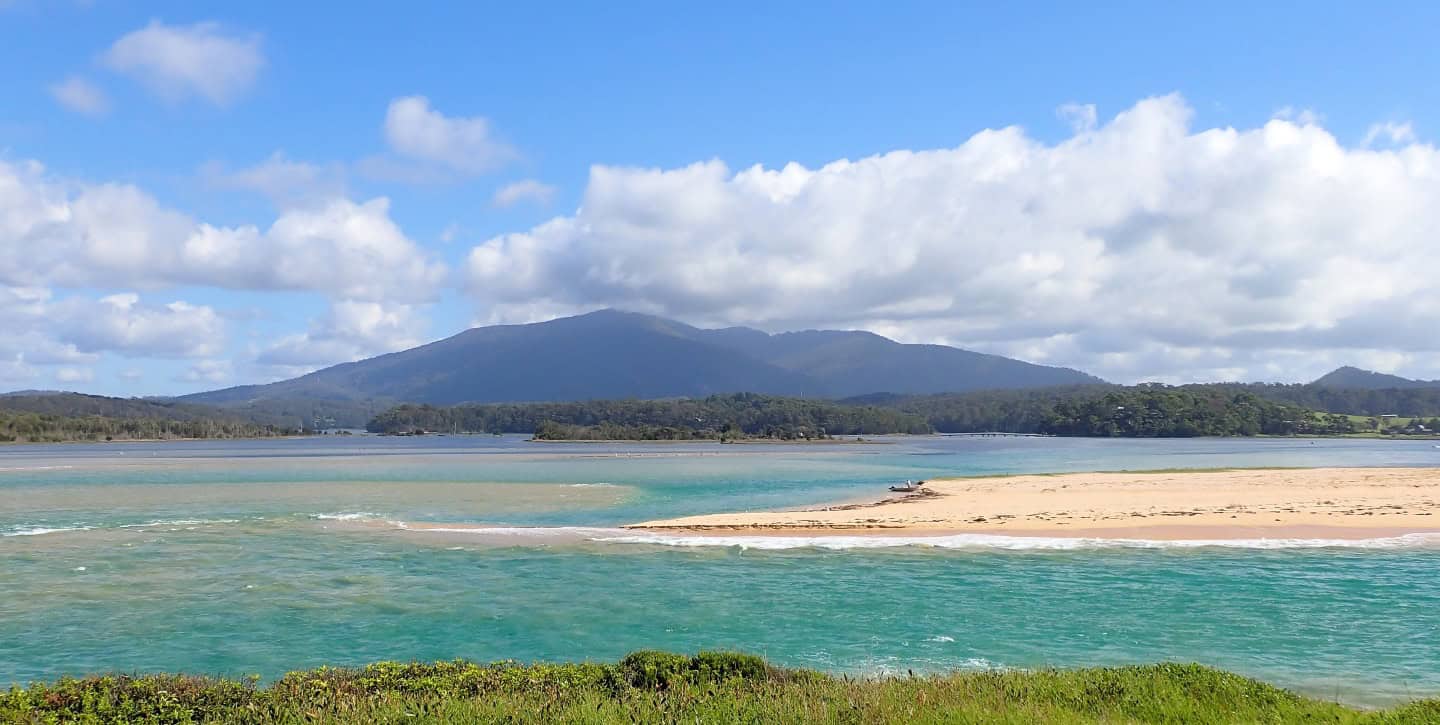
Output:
(366, 386), (1392, 439)
(368, 393), (932, 439)
(0, 410), (304, 443)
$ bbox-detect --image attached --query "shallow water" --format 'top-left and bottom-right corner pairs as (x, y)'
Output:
(2, 435), (1438, 706)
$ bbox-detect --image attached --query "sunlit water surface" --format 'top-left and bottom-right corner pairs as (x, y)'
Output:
(2, 435), (1438, 706)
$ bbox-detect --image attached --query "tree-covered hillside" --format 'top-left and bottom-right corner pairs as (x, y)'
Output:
(366, 387), (1377, 439)
(0, 410), (303, 443)
(368, 393), (933, 438)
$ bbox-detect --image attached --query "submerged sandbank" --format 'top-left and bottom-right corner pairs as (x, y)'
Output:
(626, 467), (1440, 539)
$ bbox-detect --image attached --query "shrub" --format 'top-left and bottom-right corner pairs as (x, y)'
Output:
(691, 651), (767, 683)
(619, 650), (693, 689)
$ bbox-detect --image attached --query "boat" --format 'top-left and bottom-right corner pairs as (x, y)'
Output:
(889, 479), (926, 492)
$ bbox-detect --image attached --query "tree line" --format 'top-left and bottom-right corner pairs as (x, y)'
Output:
(366, 387), (1377, 440)
(368, 393), (933, 439)
(868, 385), (1363, 436)
(0, 410), (304, 443)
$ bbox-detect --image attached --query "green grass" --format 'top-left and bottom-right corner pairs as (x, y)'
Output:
(3, 652), (1437, 724)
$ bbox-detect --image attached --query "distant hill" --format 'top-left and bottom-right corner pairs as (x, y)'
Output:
(181, 310), (1103, 414)
(1312, 366), (1440, 390)
(0, 392), (306, 442)
(0, 393), (238, 421)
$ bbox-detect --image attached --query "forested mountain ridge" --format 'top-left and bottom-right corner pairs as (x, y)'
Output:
(1311, 366), (1440, 390)
(180, 309), (1102, 410)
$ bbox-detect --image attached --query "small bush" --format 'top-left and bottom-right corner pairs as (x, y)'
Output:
(619, 650), (693, 689)
(691, 651), (767, 683)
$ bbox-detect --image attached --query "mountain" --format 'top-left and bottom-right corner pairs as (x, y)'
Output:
(1311, 366), (1440, 390)
(181, 309), (1103, 413)
(696, 328), (1099, 398)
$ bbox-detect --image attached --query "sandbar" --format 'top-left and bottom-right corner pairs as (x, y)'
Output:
(626, 467), (1440, 540)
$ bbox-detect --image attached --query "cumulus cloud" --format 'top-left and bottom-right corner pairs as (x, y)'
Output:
(465, 94), (1440, 382)
(257, 300), (426, 373)
(49, 76), (109, 116)
(0, 159), (446, 303)
(1, 286), (224, 371)
(492, 179), (557, 208)
(382, 95), (516, 174)
(53, 293), (225, 358)
(103, 20), (263, 105)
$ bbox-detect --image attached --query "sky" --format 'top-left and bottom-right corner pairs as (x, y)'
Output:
(4, 1), (1440, 396)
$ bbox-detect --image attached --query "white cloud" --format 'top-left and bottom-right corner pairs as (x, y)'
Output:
(201, 152), (346, 207)
(0, 355), (36, 384)
(0, 160), (446, 303)
(54, 367), (94, 384)
(103, 20), (263, 105)
(383, 95), (516, 174)
(1273, 106), (1323, 126)
(257, 299), (426, 370)
(492, 179), (557, 208)
(1057, 103), (1097, 133)
(465, 95), (1440, 383)
(177, 359), (232, 384)
(0, 286), (222, 368)
(1361, 121), (1416, 148)
(49, 76), (109, 116)
(53, 293), (225, 358)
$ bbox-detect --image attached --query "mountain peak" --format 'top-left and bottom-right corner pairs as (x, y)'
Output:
(181, 311), (1105, 407)
(1313, 366), (1440, 390)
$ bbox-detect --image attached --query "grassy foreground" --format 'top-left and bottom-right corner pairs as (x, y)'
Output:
(3, 651), (1436, 724)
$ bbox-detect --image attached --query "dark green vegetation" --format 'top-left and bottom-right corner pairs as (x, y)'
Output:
(0, 394), (303, 443)
(1312, 365), (1440, 390)
(862, 386), (1363, 436)
(179, 309), (1100, 417)
(368, 386), (1394, 440)
(369, 393), (931, 439)
(3, 653), (1435, 724)
(1227, 382), (1440, 418)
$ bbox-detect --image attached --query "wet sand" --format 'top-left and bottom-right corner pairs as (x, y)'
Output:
(626, 467), (1440, 539)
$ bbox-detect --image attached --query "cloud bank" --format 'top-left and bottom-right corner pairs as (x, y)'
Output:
(465, 95), (1440, 382)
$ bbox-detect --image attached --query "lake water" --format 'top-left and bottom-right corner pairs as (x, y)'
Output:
(2, 435), (1438, 706)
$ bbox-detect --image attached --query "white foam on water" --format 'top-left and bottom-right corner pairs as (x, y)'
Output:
(924, 635), (956, 643)
(403, 525), (631, 539)
(0, 465), (75, 472)
(3, 525), (93, 537)
(594, 531), (1440, 551)
(570, 482), (616, 487)
(118, 518), (241, 529)
(312, 512), (389, 521)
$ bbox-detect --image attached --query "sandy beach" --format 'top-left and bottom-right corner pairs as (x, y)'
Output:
(627, 467), (1440, 539)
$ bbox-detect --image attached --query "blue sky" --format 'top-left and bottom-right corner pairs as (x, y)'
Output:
(3, 1), (1440, 395)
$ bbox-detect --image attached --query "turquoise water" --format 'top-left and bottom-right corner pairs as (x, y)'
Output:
(2, 436), (1439, 706)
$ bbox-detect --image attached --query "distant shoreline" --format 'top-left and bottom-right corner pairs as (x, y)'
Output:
(627, 466), (1440, 540)
(526, 436), (891, 444)
(0, 434), (313, 446)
